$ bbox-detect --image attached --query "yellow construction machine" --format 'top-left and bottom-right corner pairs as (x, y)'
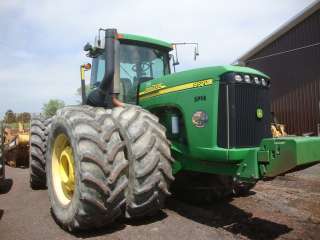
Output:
(3, 122), (30, 167)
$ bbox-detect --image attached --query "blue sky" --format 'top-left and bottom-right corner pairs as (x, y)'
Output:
(0, 0), (315, 116)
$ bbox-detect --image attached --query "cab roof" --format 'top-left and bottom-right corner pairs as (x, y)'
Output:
(119, 33), (173, 50)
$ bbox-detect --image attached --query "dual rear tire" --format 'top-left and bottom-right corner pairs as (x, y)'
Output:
(42, 105), (173, 231)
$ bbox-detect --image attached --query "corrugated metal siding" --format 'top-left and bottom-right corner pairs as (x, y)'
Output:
(245, 9), (320, 135)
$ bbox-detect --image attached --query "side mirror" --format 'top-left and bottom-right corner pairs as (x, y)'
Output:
(83, 42), (93, 52)
(172, 42), (199, 64)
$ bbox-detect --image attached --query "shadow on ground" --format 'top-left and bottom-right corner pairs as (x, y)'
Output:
(52, 208), (168, 238)
(167, 193), (292, 240)
(0, 179), (13, 194)
(49, 188), (291, 240)
(70, 193), (291, 240)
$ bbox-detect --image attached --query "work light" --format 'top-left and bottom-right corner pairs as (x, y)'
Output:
(261, 78), (267, 86)
(244, 75), (251, 83)
(254, 77), (260, 85)
(234, 74), (243, 82)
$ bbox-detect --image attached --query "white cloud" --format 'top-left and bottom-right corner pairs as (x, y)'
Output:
(0, 0), (316, 116)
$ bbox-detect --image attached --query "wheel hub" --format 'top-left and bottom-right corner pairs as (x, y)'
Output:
(52, 134), (75, 205)
(59, 146), (75, 198)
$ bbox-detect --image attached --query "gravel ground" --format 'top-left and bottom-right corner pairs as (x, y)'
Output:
(0, 164), (320, 240)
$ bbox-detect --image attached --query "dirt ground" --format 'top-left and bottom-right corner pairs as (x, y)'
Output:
(0, 164), (320, 240)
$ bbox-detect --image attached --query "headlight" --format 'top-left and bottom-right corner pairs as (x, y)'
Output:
(261, 78), (267, 86)
(244, 75), (251, 83)
(234, 74), (243, 82)
(254, 77), (260, 85)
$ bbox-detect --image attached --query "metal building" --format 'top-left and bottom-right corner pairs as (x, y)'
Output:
(235, 1), (320, 136)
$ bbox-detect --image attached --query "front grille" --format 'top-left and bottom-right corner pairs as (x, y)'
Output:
(218, 73), (271, 148)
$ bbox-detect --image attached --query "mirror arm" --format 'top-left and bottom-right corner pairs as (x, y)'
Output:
(170, 54), (177, 73)
(172, 42), (199, 62)
(174, 44), (180, 66)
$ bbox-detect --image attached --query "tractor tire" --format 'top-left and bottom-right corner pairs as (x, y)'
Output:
(29, 116), (52, 189)
(112, 105), (174, 218)
(46, 106), (129, 231)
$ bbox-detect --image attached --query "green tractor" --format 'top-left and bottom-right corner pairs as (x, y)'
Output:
(29, 28), (320, 231)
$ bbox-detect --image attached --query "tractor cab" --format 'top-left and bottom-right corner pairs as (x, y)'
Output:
(83, 29), (172, 106)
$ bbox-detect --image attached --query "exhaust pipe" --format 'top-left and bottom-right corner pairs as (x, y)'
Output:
(87, 28), (123, 107)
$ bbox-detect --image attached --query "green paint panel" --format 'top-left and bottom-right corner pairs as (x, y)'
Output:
(140, 65), (269, 93)
(260, 137), (320, 177)
(120, 33), (173, 50)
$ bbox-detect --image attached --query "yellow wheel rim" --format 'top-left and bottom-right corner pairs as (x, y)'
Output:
(52, 133), (75, 205)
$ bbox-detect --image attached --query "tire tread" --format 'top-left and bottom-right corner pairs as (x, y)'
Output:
(29, 115), (51, 189)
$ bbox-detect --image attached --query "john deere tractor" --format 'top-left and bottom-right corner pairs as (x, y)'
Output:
(29, 28), (320, 231)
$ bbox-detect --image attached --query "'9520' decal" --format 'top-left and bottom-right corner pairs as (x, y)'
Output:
(139, 79), (213, 100)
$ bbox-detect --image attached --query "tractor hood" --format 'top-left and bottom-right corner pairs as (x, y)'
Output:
(139, 65), (268, 101)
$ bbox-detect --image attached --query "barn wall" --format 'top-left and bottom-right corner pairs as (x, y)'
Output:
(246, 9), (320, 135)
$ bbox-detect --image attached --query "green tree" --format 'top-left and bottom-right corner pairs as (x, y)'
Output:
(42, 99), (65, 117)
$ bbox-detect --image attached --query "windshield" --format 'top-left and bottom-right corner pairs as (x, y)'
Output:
(90, 43), (170, 104)
(119, 43), (170, 103)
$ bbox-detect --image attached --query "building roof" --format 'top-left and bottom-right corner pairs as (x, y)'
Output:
(234, 0), (320, 65)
